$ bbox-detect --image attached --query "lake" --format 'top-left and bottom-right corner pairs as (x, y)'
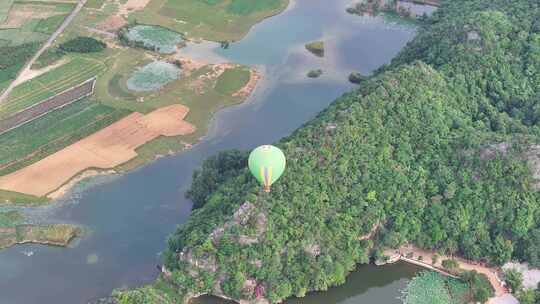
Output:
(0, 0), (419, 303)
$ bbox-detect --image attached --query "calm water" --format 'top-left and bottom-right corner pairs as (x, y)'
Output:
(0, 1), (417, 303)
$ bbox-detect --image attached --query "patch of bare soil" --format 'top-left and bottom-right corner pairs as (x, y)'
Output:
(117, 0), (152, 17)
(96, 15), (126, 32)
(0, 105), (195, 197)
(0, 4), (62, 29)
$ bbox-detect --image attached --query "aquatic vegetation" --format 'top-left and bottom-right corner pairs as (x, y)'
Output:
(126, 61), (181, 92)
(120, 25), (184, 54)
(401, 271), (467, 304)
(87, 253), (99, 264)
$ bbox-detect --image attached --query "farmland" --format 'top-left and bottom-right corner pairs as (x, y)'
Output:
(1, 56), (107, 118)
(0, 0), (262, 203)
(0, 0), (76, 92)
(0, 97), (130, 176)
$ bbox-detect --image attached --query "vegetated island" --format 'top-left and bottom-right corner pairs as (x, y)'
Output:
(305, 41), (325, 57)
(0, 210), (80, 250)
(110, 0), (540, 303)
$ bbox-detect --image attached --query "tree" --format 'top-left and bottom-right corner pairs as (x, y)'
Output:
(504, 269), (523, 293)
(59, 37), (106, 53)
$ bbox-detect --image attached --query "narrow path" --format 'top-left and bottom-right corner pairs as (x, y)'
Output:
(0, 0), (88, 104)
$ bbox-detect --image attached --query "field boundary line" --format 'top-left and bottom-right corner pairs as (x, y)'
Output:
(6, 59), (104, 105)
(0, 78), (96, 136)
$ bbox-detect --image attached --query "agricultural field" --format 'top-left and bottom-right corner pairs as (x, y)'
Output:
(1, 55), (107, 118)
(0, 0), (260, 203)
(0, 0), (76, 92)
(130, 0), (289, 41)
(0, 97), (130, 177)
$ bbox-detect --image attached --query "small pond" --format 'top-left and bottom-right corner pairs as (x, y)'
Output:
(126, 61), (181, 92)
(124, 25), (185, 54)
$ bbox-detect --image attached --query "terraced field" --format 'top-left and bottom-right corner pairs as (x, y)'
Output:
(1, 56), (107, 118)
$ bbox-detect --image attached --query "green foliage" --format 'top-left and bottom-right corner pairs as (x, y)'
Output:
(59, 37), (106, 53)
(460, 270), (494, 302)
(441, 259), (459, 270)
(504, 269), (524, 293)
(401, 271), (468, 304)
(187, 150), (248, 209)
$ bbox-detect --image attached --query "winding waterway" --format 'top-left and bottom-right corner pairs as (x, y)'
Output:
(0, 1), (420, 303)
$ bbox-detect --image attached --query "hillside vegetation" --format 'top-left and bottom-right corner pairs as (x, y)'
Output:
(115, 0), (540, 303)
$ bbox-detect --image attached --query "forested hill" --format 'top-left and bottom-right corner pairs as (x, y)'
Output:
(116, 0), (540, 303)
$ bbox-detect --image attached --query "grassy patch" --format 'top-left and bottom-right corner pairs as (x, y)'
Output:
(214, 66), (250, 95)
(35, 14), (69, 34)
(0, 210), (23, 228)
(0, 189), (47, 206)
(0, 98), (131, 176)
(131, 0), (289, 41)
(0, 0), (14, 24)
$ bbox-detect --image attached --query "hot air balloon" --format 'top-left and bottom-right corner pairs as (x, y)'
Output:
(248, 145), (286, 193)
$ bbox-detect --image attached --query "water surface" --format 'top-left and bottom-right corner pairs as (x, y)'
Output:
(0, 1), (417, 303)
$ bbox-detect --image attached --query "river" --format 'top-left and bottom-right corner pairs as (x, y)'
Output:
(0, 1), (419, 303)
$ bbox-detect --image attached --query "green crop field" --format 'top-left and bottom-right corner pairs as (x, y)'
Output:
(214, 66), (250, 95)
(1, 56), (107, 118)
(0, 98), (130, 176)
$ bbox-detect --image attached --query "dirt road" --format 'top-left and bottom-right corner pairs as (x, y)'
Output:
(0, 0), (88, 104)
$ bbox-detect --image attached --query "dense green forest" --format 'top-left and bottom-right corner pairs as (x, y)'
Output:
(115, 0), (540, 303)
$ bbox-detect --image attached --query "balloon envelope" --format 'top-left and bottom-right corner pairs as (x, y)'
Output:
(248, 145), (286, 192)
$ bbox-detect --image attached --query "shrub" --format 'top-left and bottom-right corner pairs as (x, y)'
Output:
(59, 37), (106, 53)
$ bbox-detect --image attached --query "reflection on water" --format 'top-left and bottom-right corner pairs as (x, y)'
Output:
(0, 0), (418, 303)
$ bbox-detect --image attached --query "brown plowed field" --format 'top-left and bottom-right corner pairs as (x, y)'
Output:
(0, 104), (195, 197)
